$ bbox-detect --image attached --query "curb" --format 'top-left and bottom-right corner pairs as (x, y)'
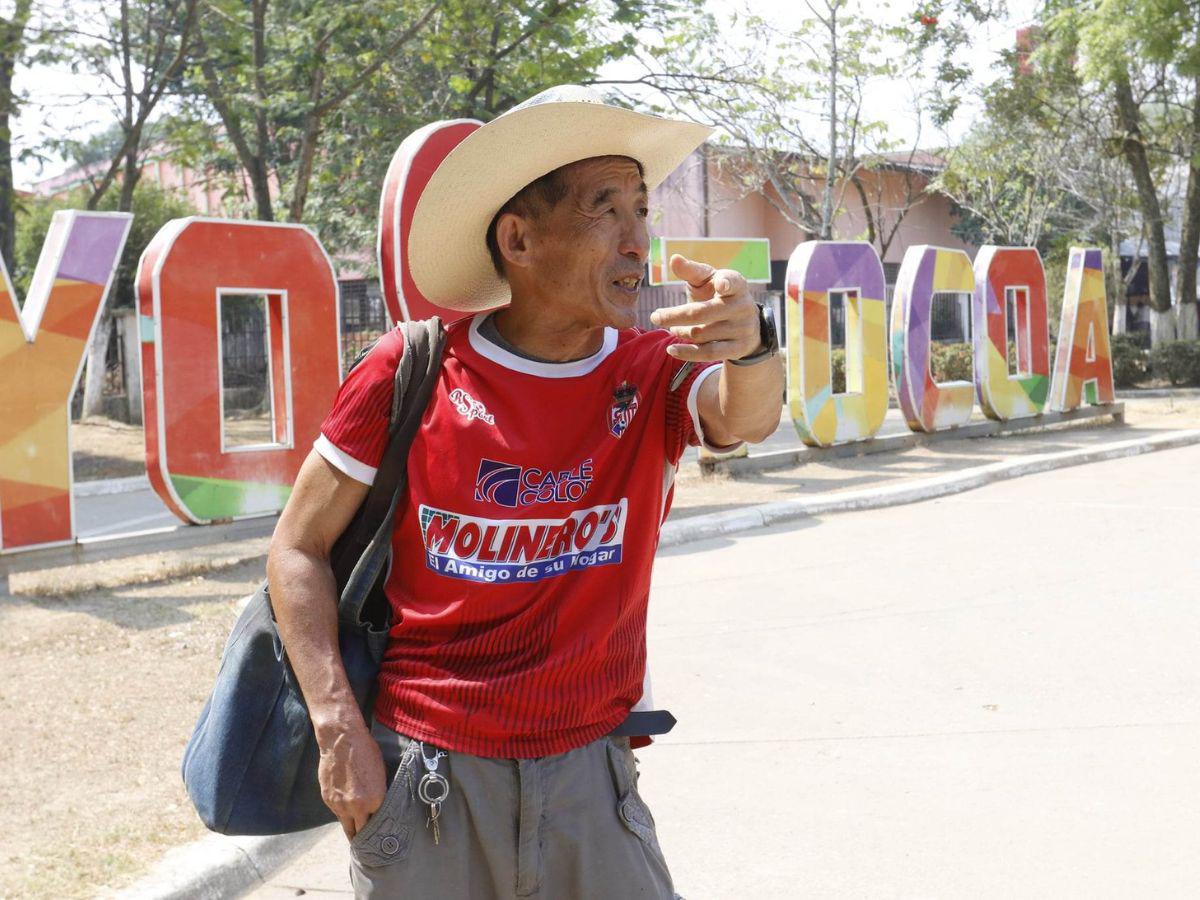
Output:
(75, 475), (150, 497)
(117, 427), (1200, 899)
(109, 824), (333, 900)
(660, 427), (1200, 549)
(1116, 387), (1200, 398)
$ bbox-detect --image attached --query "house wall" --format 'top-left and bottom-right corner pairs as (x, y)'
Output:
(651, 150), (977, 269)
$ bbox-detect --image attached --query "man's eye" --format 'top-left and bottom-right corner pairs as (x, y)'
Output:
(637, 207), (649, 218)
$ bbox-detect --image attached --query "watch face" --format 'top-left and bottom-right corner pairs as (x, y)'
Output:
(761, 303), (779, 353)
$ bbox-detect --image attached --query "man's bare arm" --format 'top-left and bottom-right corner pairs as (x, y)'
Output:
(266, 449), (383, 839)
(650, 254), (783, 445)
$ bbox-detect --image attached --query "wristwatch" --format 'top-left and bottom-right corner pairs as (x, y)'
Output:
(729, 302), (779, 367)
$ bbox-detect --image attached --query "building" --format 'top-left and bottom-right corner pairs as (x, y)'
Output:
(646, 146), (977, 342)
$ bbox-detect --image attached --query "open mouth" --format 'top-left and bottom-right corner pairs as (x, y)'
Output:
(612, 275), (642, 294)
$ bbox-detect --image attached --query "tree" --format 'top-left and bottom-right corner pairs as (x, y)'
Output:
(608, 0), (1003, 257)
(179, 0), (443, 224)
(51, 0), (198, 213)
(172, 0), (697, 262)
(1043, 0), (1200, 341)
(0, 0), (32, 271)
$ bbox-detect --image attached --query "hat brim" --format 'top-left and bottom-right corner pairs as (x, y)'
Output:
(409, 102), (713, 312)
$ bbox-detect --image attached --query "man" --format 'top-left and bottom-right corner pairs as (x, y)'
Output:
(267, 86), (784, 898)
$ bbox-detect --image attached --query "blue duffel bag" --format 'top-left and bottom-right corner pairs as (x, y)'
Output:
(181, 318), (445, 835)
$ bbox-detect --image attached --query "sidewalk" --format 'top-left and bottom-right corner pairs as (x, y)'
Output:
(668, 394), (1195, 522)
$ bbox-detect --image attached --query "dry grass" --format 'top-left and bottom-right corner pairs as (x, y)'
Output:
(0, 559), (262, 898)
(71, 418), (146, 482)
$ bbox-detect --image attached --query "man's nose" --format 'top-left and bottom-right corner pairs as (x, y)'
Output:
(619, 216), (649, 264)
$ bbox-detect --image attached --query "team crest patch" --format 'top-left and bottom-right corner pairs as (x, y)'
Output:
(609, 382), (640, 438)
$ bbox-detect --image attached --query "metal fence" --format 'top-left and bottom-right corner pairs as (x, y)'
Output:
(340, 280), (389, 370)
(220, 295), (270, 413)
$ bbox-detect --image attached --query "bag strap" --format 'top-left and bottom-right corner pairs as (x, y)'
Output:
(332, 318), (445, 619)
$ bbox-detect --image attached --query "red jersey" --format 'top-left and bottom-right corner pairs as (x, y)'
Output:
(315, 313), (727, 757)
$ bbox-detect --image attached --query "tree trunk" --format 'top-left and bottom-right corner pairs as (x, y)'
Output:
(1108, 230), (1128, 335)
(1174, 76), (1200, 341)
(251, 0), (274, 221)
(1113, 72), (1174, 341)
(0, 1), (30, 274)
(287, 65), (324, 223)
(81, 317), (111, 419)
(820, 4), (838, 240)
(0, 64), (15, 273)
(117, 132), (141, 212)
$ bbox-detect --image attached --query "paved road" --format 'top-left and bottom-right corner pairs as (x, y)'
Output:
(252, 443), (1200, 898)
(73, 484), (178, 538)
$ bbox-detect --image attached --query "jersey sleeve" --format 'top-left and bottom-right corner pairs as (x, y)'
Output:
(313, 328), (406, 485)
(664, 348), (745, 465)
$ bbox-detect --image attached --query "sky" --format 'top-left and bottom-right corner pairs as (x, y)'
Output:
(9, 0), (1042, 190)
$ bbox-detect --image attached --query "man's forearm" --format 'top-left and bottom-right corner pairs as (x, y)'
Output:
(266, 545), (365, 743)
(710, 357), (784, 445)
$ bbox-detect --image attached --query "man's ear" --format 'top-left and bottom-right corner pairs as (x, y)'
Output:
(495, 212), (535, 271)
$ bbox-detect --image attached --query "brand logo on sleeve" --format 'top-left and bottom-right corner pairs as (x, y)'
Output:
(449, 388), (494, 425)
(474, 458), (593, 508)
(419, 500), (627, 583)
(609, 382), (640, 438)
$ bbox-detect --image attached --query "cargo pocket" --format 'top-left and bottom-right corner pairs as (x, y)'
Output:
(350, 741), (420, 869)
(606, 737), (665, 859)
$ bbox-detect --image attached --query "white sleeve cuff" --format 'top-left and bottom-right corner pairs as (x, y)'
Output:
(313, 433), (377, 485)
(686, 364), (746, 453)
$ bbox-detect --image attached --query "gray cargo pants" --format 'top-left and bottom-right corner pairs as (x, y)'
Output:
(348, 719), (676, 899)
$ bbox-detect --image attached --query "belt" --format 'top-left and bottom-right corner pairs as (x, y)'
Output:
(608, 709), (676, 737)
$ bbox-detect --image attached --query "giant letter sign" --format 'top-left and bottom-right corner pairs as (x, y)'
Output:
(891, 245), (976, 432)
(137, 218), (341, 524)
(972, 246), (1050, 421)
(1049, 247), (1115, 411)
(0, 211), (131, 549)
(378, 119), (482, 323)
(785, 241), (888, 446)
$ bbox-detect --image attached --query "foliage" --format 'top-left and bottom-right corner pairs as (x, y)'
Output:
(619, 0), (1006, 258)
(1038, 0), (1200, 332)
(630, 1), (913, 243)
(43, 0), (199, 211)
(934, 41), (1140, 260)
(1110, 332), (1149, 387)
(14, 183), (196, 306)
(831, 347), (846, 394)
(171, 0), (693, 254)
(1149, 340), (1200, 386)
(930, 341), (973, 382)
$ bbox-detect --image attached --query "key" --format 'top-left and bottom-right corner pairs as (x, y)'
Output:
(417, 742), (451, 845)
(427, 800), (441, 845)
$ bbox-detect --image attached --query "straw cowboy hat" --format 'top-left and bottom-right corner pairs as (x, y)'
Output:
(408, 85), (713, 312)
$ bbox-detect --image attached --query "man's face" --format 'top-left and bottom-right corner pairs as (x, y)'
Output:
(523, 156), (650, 330)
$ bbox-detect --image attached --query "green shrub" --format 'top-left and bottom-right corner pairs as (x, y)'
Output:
(1150, 340), (1200, 386)
(831, 348), (846, 393)
(1110, 333), (1149, 388)
(930, 341), (974, 382)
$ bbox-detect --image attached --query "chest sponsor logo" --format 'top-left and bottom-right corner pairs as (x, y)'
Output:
(418, 500), (627, 584)
(474, 458), (593, 508)
(609, 381), (640, 438)
(449, 388), (494, 425)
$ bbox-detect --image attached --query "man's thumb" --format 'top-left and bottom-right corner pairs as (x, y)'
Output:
(670, 253), (714, 288)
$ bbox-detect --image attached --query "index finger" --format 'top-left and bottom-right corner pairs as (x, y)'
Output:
(650, 298), (727, 328)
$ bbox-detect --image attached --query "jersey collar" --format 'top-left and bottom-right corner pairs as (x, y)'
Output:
(468, 313), (617, 378)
